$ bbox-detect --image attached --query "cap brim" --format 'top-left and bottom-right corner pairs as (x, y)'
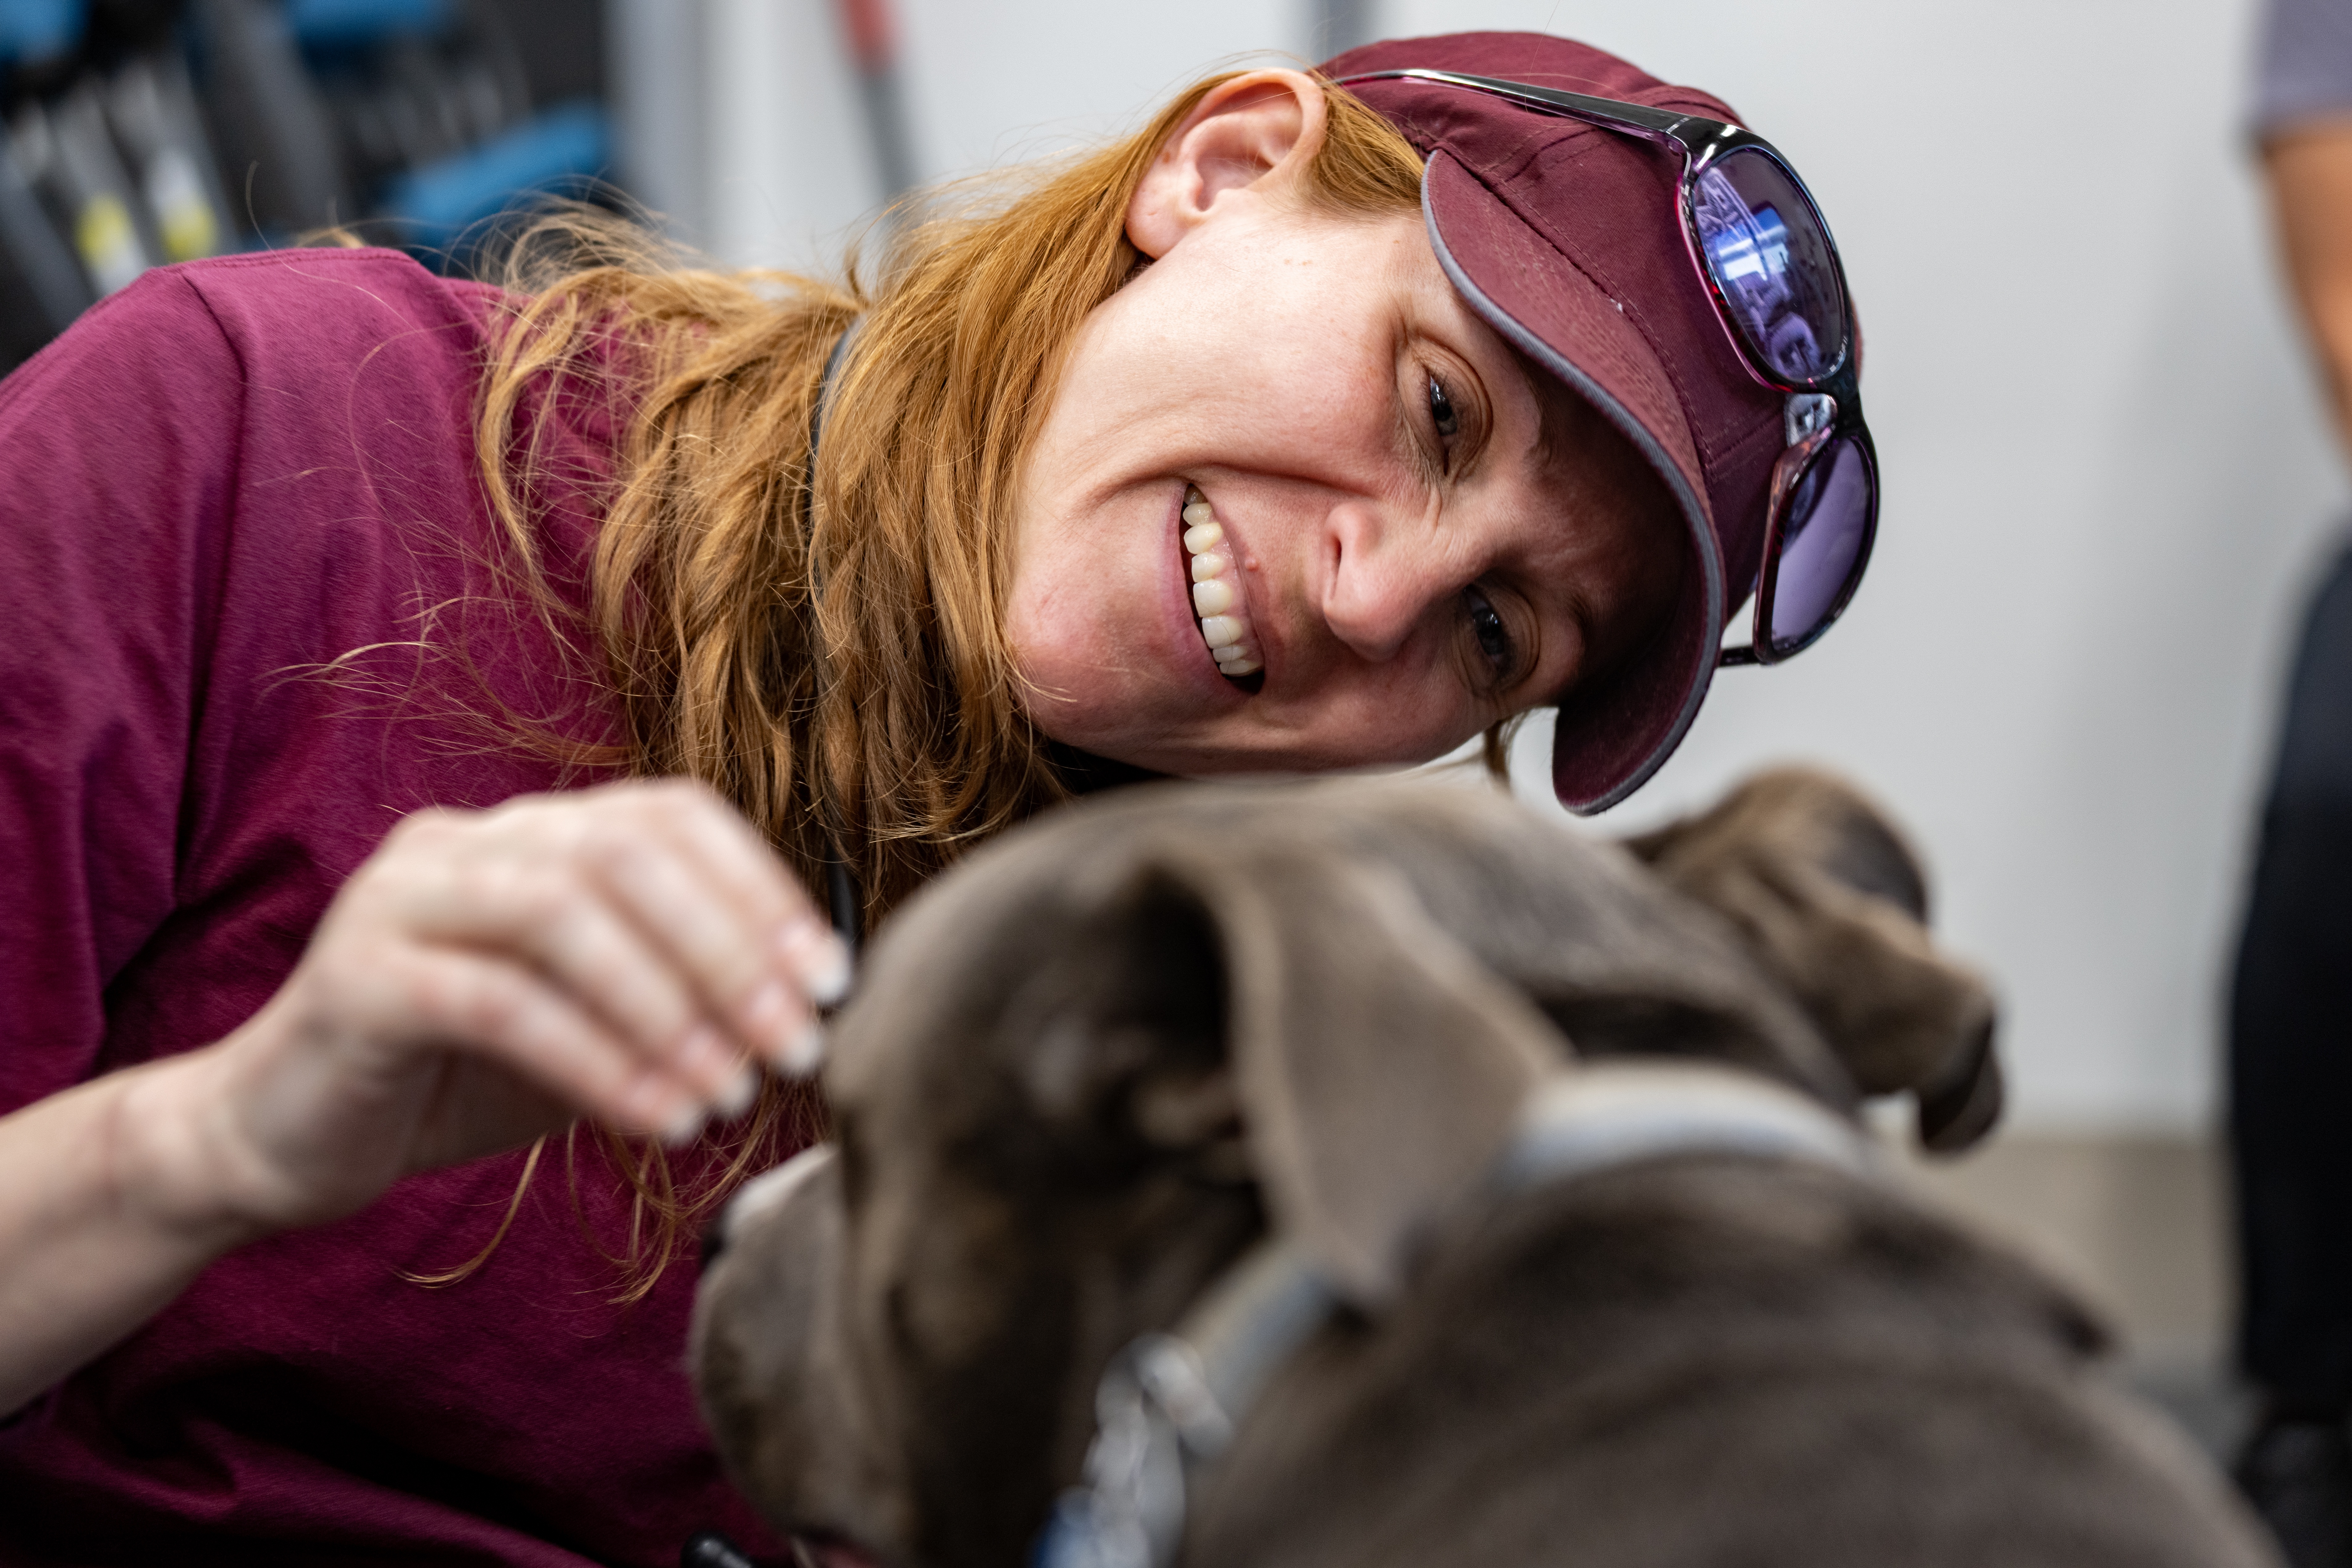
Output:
(1419, 152), (1725, 814)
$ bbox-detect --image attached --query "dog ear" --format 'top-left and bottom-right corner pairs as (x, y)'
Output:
(1056, 842), (1559, 1309)
(998, 866), (1242, 1165)
(1185, 846), (1560, 1305)
(1624, 768), (2002, 1153)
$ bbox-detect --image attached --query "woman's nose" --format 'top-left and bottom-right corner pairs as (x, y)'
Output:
(1321, 500), (1452, 663)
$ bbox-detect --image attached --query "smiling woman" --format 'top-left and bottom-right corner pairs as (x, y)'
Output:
(1007, 85), (1686, 775)
(0, 27), (1868, 1568)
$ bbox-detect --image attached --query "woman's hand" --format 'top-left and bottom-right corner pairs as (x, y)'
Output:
(165, 780), (850, 1234)
(0, 780), (847, 1414)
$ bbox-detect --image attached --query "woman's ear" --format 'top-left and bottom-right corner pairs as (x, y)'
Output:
(1127, 69), (1328, 259)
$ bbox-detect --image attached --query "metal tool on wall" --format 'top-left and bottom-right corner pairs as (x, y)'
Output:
(21, 80), (156, 293)
(108, 52), (231, 262)
(0, 5), (94, 362)
(0, 1), (238, 366)
(0, 0), (617, 370)
(837, 0), (913, 207)
(188, 0), (346, 234)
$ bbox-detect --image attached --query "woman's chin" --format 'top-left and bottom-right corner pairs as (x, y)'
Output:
(1017, 665), (1249, 764)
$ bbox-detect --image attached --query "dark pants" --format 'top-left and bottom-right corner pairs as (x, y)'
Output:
(2235, 537), (2352, 1413)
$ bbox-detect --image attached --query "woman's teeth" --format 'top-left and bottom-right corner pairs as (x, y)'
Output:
(1182, 488), (1261, 678)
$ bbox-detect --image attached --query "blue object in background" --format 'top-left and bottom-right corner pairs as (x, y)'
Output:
(378, 99), (609, 245)
(0, 0), (85, 63)
(285, 0), (449, 48)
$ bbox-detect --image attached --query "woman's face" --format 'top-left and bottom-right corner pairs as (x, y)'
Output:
(1005, 88), (1682, 778)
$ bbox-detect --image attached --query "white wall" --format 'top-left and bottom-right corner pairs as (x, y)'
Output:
(629, 0), (2348, 1133)
(612, 0), (1344, 265)
(608, 0), (880, 264)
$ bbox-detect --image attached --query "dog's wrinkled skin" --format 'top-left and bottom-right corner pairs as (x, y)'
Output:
(692, 770), (2273, 1568)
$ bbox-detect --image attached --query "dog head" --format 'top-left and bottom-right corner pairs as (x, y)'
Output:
(691, 773), (1998, 1568)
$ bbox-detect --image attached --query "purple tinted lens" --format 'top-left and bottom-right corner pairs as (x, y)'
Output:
(1768, 436), (1871, 651)
(1690, 148), (1847, 384)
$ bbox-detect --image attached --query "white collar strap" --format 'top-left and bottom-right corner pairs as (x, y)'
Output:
(1495, 1061), (1874, 1193)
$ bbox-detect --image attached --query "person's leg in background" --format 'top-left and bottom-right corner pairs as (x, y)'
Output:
(2234, 536), (2352, 1568)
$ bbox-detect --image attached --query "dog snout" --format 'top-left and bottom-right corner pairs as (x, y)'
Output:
(703, 1145), (840, 1273)
(694, 1141), (909, 1554)
(725, 1144), (839, 1233)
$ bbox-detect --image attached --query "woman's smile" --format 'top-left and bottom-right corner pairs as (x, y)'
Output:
(1181, 486), (1265, 680)
(1155, 481), (1256, 702)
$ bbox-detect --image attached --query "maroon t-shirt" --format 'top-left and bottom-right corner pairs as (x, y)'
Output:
(0, 250), (789, 1565)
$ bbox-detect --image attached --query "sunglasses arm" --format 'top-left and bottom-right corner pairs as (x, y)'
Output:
(1333, 68), (1751, 166)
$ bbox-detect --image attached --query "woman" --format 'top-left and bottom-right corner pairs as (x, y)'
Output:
(0, 30), (1874, 1566)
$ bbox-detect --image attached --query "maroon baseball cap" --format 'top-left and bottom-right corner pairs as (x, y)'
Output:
(1322, 33), (1793, 812)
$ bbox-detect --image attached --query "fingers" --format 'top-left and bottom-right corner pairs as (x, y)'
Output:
(583, 818), (817, 1072)
(410, 876), (747, 1111)
(566, 782), (853, 1070)
(382, 944), (711, 1144)
(356, 781), (852, 1140)
(649, 796), (851, 1075)
(661, 793), (856, 1004)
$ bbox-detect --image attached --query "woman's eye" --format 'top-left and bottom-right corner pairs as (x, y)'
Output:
(1428, 375), (1461, 443)
(1465, 586), (1515, 681)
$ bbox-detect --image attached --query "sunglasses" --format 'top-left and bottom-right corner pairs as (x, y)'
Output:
(1334, 69), (1878, 667)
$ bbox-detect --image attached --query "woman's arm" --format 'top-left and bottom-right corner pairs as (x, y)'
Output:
(2269, 122), (2352, 453)
(0, 1050), (273, 1419)
(0, 780), (847, 1417)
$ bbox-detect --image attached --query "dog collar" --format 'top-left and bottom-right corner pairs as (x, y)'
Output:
(1033, 1062), (1876, 1568)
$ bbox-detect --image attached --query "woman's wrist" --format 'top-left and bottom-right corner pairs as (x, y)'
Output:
(104, 1041), (294, 1259)
(0, 1041), (293, 1415)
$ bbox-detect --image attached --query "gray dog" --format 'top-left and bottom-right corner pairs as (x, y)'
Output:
(693, 771), (2273, 1568)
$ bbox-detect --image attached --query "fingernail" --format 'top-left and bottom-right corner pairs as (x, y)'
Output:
(660, 1102), (708, 1148)
(804, 944), (853, 1008)
(712, 1063), (759, 1120)
(778, 920), (854, 1008)
(778, 1019), (827, 1077)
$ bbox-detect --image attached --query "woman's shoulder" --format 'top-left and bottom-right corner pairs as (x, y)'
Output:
(0, 247), (501, 437)
(166, 245), (497, 352)
(129, 246), (498, 394)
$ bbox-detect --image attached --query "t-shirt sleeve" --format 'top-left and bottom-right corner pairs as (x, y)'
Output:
(0, 269), (242, 1111)
(2256, 0), (2352, 136)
